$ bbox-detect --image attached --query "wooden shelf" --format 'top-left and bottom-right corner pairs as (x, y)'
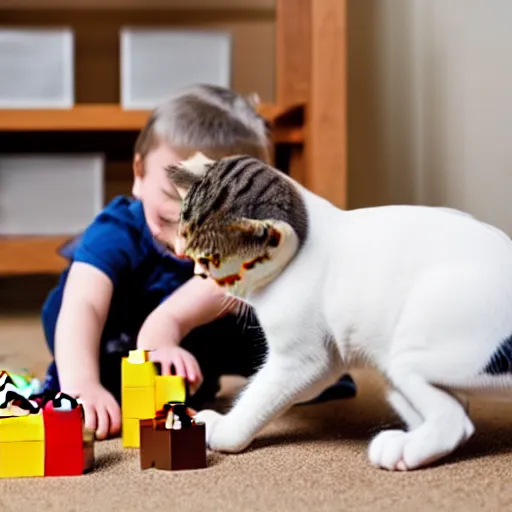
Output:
(0, 104), (149, 132)
(0, 236), (70, 276)
(0, 103), (304, 143)
(0, 0), (274, 10)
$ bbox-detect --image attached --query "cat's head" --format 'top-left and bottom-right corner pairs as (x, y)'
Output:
(166, 153), (308, 298)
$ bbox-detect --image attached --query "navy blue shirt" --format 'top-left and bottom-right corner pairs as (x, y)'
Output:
(41, 196), (194, 354)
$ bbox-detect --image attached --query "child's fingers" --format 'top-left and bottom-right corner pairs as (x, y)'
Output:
(195, 359), (204, 384)
(82, 402), (97, 433)
(158, 359), (172, 376)
(170, 356), (186, 379)
(95, 405), (110, 440)
(188, 355), (204, 386)
(148, 350), (171, 375)
(183, 355), (198, 384)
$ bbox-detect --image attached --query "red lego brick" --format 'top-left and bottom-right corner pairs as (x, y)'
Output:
(43, 396), (86, 477)
(45, 443), (84, 476)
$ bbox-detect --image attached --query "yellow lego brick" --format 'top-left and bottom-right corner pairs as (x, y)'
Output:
(122, 417), (141, 448)
(121, 357), (157, 388)
(0, 413), (44, 442)
(0, 441), (44, 477)
(121, 387), (155, 419)
(155, 375), (186, 408)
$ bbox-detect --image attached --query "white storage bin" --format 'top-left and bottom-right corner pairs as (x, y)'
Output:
(0, 154), (104, 236)
(0, 28), (74, 109)
(120, 27), (231, 110)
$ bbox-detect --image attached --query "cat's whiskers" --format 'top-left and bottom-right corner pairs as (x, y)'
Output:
(240, 301), (251, 334)
(217, 293), (237, 318)
(230, 298), (254, 335)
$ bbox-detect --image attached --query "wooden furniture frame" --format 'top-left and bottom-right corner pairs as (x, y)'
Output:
(275, 0), (347, 209)
(0, 0), (347, 276)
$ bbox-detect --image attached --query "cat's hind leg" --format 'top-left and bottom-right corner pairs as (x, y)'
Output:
(369, 264), (512, 471)
(369, 377), (474, 471)
(387, 389), (423, 430)
(386, 388), (469, 432)
(367, 390), (425, 470)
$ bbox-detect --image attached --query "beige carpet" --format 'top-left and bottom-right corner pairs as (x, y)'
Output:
(1, 314), (512, 512)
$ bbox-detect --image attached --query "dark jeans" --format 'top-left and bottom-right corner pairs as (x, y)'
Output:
(42, 313), (267, 409)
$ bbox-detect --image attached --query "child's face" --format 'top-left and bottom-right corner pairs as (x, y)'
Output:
(132, 141), (184, 252)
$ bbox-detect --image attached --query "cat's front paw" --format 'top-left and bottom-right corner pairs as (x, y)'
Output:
(194, 409), (251, 453)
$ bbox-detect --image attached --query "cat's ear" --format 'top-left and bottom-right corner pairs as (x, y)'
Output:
(166, 152), (215, 198)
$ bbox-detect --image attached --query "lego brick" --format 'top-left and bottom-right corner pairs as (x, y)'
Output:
(140, 419), (207, 471)
(43, 402), (83, 446)
(0, 413), (44, 442)
(122, 357), (157, 388)
(0, 441), (44, 477)
(122, 387), (155, 419)
(155, 375), (186, 408)
(45, 443), (84, 476)
(43, 403), (85, 476)
(122, 417), (141, 448)
(140, 421), (170, 469)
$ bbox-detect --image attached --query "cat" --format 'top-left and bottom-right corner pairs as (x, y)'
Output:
(165, 152), (512, 471)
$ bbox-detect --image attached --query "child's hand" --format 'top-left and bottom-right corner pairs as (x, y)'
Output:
(63, 383), (121, 440)
(149, 346), (204, 395)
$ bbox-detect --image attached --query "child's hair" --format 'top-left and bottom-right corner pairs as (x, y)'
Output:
(134, 84), (271, 164)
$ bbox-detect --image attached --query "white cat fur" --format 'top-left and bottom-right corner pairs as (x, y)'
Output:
(179, 158), (512, 471)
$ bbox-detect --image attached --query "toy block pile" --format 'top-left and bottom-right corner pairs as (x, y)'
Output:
(121, 349), (187, 448)
(121, 349), (208, 471)
(0, 370), (94, 478)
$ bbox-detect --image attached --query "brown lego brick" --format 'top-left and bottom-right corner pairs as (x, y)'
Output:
(140, 414), (207, 471)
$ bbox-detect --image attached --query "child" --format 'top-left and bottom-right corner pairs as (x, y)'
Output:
(40, 84), (356, 440)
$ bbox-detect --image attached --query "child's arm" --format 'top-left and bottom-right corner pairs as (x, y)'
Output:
(54, 261), (121, 439)
(137, 275), (238, 390)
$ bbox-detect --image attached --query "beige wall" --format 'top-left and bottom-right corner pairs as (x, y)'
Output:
(348, 0), (512, 234)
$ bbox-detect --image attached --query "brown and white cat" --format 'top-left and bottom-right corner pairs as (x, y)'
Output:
(165, 152), (512, 471)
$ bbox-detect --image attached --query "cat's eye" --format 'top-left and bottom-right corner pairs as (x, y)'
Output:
(268, 229), (281, 247)
(198, 257), (209, 270)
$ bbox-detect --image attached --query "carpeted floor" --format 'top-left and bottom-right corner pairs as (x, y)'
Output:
(1, 313), (512, 512)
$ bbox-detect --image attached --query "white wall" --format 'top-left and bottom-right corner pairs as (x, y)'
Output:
(348, 0), (512, 234)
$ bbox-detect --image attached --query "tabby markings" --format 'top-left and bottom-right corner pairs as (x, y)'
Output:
(213, 254), (270, 287)
(242, 254), (270, 270)
(216, 274), (242, 287)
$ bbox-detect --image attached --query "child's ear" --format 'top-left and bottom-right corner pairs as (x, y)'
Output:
(132, 153), (144, 198)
